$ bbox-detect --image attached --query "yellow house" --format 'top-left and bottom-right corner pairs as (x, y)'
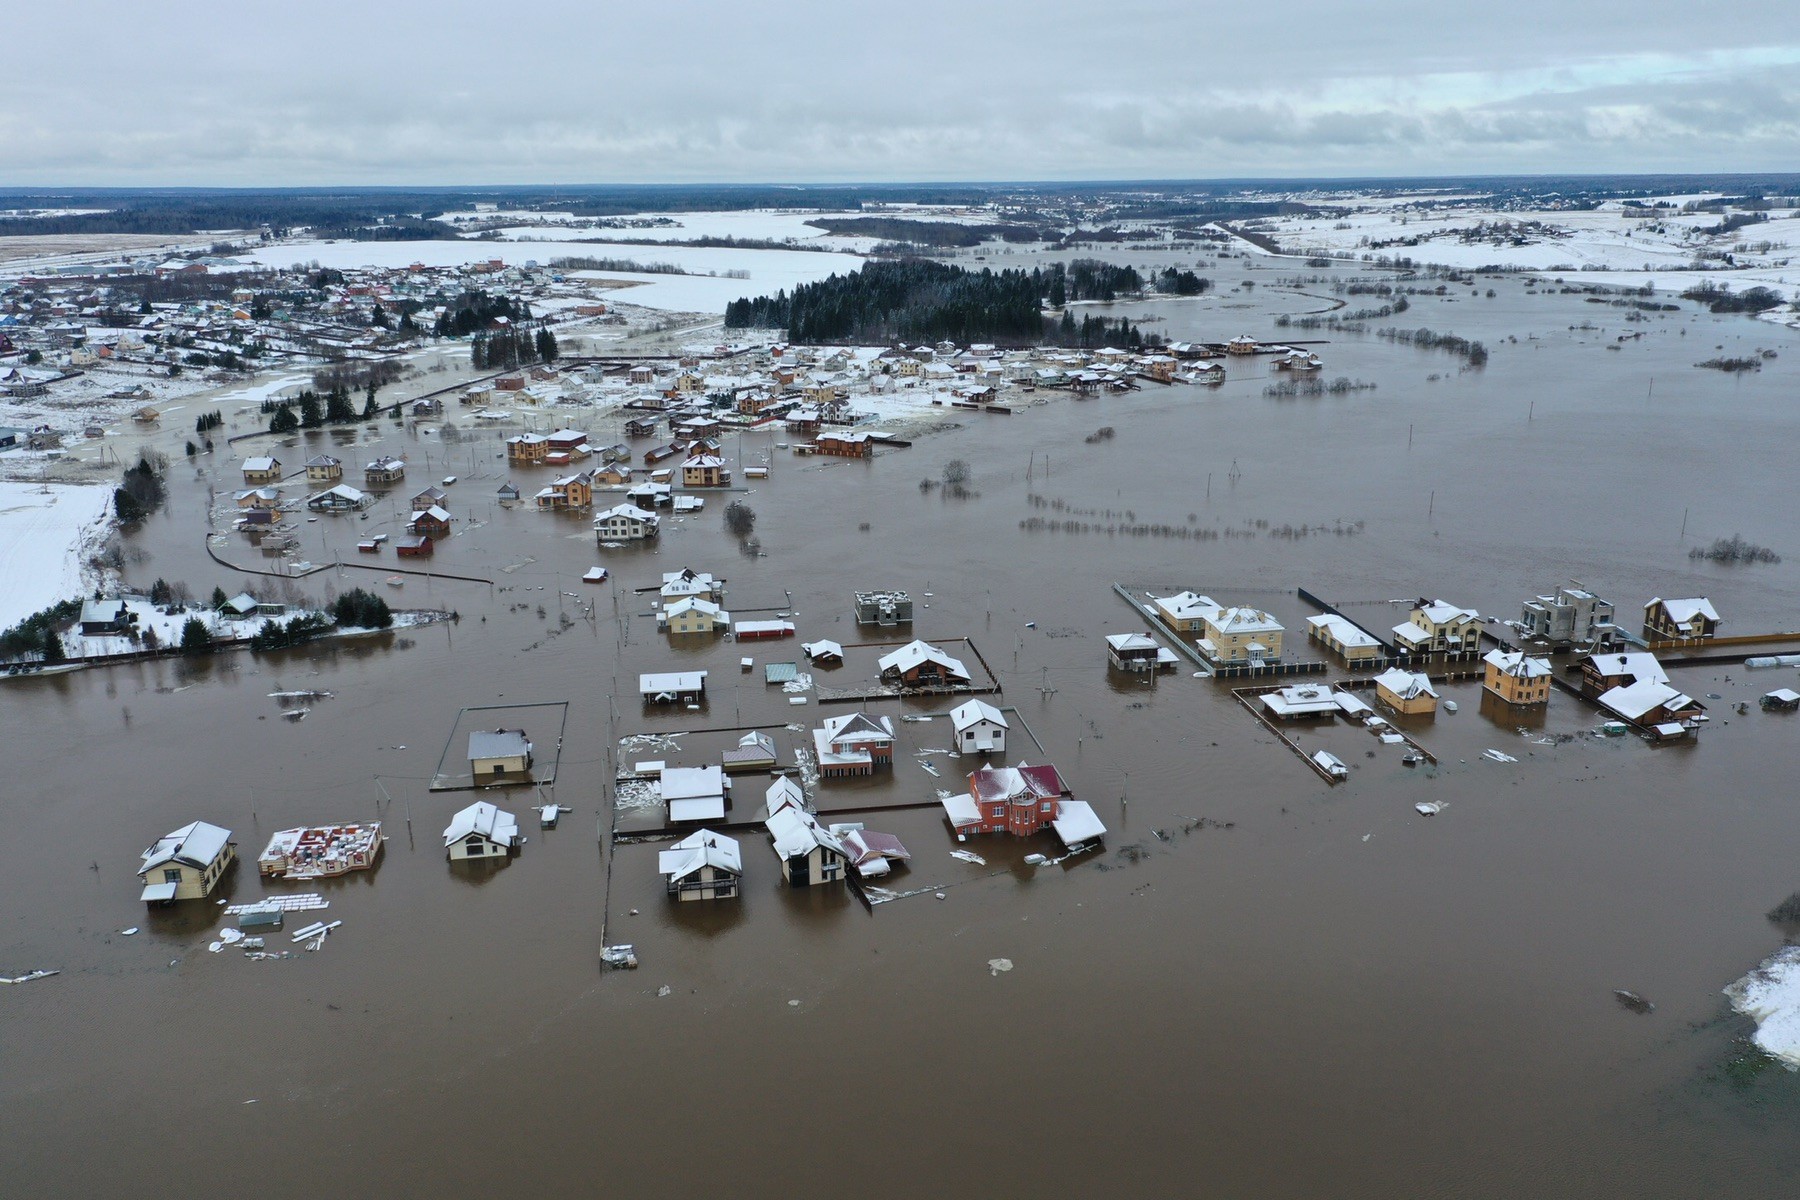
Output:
(468, 729), (533, 777)
(1483, 650), (1552, 706)
(138, 821), (236, 903)
(1200, 606), (1284, 664)
(681, 455), (731, 487)
(305, 455), (343, 482)
(506, 434), (549, 465)
(660, 596), (731, 635)
(1374, 668), (1439, 715)
(1306, 614), (1382, 665)
(1392, 599), (1482, 655)
(240, 455), (282, 485)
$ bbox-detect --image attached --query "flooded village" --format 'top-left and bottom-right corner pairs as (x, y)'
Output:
(5, 186), (1800, 1198)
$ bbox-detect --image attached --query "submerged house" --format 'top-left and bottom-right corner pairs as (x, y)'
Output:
(593, 503), (659, 541)
(1305, 614), (1383, 665)
(812, 712), (896, 778)
(1374, 668), (1439, 715)
(764, 788), (847, 887)
(138, 820), (236, 903)
(1105, 632), (1177, 672)
(661, 765), (730, 823)
(1392, 600), (1482, 656)
(659, 596), (731, 635)
(640, 671), (707, 705)
(1482, 650), (1552, 706)
(468, 728), (533, 779)
(658, 830), (742, 901)
(949, 699), (1008, 754)
(443, 802), (520, 860)
(1644, 597), (1720, 642)
(1521, 584), (1618, 648)
(942, 763), (1069, 838)
(878, 639), (972, 689)
(1199, 606), (1284, 665)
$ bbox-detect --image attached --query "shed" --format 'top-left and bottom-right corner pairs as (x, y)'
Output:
(468, 728), (533, 777)
(661, 766), (729, 823)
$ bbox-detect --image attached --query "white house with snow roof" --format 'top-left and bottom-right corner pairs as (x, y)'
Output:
(443, 802), (520, 861)
(949, 699), (1008, 754)
(658, 830), (741, 901)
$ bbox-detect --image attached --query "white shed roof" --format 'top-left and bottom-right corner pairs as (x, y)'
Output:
(442, 802), (519, 848)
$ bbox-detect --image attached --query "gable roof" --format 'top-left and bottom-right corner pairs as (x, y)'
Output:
(1374, 668), (1439, 700)
(766, 804), (845, 861)
(1154, 591), (1220, 622)
(442, 802), (519, 848)
(878, 638), (969, 679)
(1648, 597), (1719, 623)
(657, 829), (741, 881)
(1483, 649), (1552, 678)
(950, 698), (1008, 732)
(139, 820), (233, 874)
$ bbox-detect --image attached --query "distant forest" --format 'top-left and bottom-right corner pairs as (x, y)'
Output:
(724, 260), (1205, 347)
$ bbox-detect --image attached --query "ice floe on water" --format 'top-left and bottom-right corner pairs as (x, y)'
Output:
(1724, 945), (1800, 1069)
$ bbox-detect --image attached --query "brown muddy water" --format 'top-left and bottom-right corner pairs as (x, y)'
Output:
(5, 259), (1800, 1198)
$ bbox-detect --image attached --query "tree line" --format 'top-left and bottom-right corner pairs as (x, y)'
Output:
(724, 260), (1170, 348)
(472, 326), (559, 371)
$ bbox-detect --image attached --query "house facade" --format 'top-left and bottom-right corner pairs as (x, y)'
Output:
(241, 456), (282, 485)
(1152, 591), (1218, 634)
(305, 455), (343, 483)
(1374, 668), (1439, 715)
(364, 457), (406, 485)
(658, 830), (741, 901)
(1200, 606), (1284, 665)
(660, 597), (731, 635)
(593, 503), (659, 541)
(1644, 597), (1720, 641)
(1483, 650), (1552, 706)
(506, 434), (550, 465)
(766, 800), (847, 887)
(949, 699), (1008, 754)
(812, 712), (896, 778)
(409, 506), (452, 539)
(680, 454), (731, 487)
(468, 728), (532, 777)
(1305, 615), (1382, 665)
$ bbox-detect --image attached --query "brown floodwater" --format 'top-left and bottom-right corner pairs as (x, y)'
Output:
(4, 254), (1800, 1198)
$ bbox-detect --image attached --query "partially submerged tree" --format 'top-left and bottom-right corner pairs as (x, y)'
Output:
(179, 618), (211, 655)
(723, 500), (756, 537)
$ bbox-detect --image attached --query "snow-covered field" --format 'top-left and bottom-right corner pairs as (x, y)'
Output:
(243, 239), (865, 314)
(1239, 202), (1800, 323)
(1726, 944), (1800, 1069)
(0, 481), (111, 629)
(482, 209), (881, 251)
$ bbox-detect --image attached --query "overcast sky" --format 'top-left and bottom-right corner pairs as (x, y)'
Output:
(4, 1), (1796, 185)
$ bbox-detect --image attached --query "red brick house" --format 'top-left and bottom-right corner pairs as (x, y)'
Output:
(943, 763), (1068, 837)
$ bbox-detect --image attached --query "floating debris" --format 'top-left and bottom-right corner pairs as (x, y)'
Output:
(119, 927), (138, 936)
(950, 849), (987, 866)
(988, 958), (1014, 976)
(601, 944), (638, 969)
(1415, 802), (1443, 816)
(1482, 749), (1518, 763)
(1613, 989), (1655, 1015)
(1443, 700), (1460, 713)
(657, 985), (672, 998)
(269, 690), (334, 700)
(1024, 853), (1049, 866)
(2, 969), (59, 984)
(225, 893), (328, 915)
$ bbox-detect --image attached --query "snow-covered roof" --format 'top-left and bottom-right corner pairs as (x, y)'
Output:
(940, 790), (982, 829)
(595, 503), (656, 523)
(1600, 679), (1697, 721)
(878, 638), (969, 679)
(1483, 649), (1552, 678)
(1586, 652), (1668, 687)
(665, 596), (722, 617)
(658, 829), (741, 881)
(1211, 606), (1284, 634)
(767, 804), (845, 861)
(1154, 591), (1220, 622)
(1051, 800), (1107, 847)
(139, 820), (233, 874)
(1417, 599), (1479, 624)
(950, 698), (1008, 732)
(1374, 668), (1438, 700)
(442, 802), (518, 848)
(1104, 632), (1160, 652)
(241, 456), (277, 472)
(1649, 597), (1719, 623)
(1305, 614), (1381, 647)
(764, 777), (806, 819)
(468, 729), (530, 760)
(802, 639), (843, 660)
(640, 670), (706, 695)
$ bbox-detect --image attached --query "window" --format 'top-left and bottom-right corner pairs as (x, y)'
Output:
(465, 841), (484, 856)
(163, 868), (182, 884)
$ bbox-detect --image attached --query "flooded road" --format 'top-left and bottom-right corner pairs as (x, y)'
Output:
(4, 256), (1800, 1197)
